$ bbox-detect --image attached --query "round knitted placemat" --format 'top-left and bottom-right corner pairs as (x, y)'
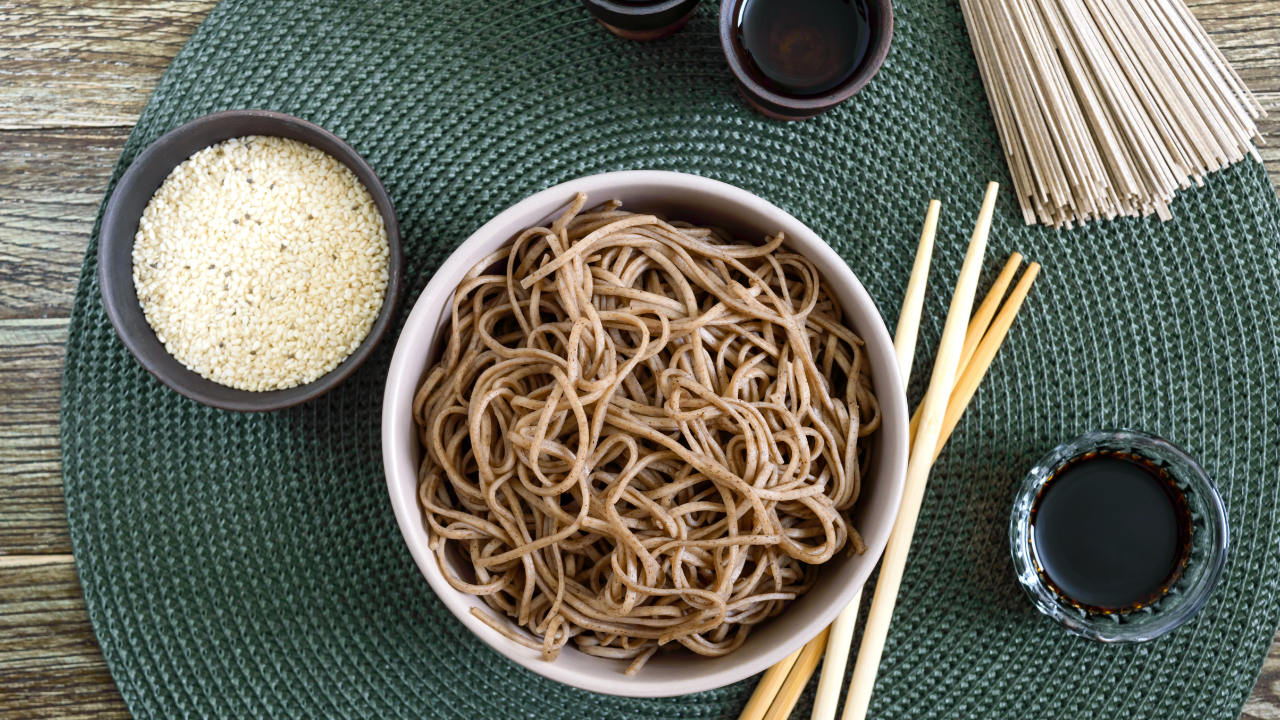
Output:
(62, 0), (1280, 718)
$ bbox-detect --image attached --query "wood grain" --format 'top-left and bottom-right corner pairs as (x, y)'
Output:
(0, 561), (129, 720)
(0, 128), (128, 319)
(0, 0), (216, 130)
(0, 1), (1278, 719)
(0, 319), (69, 556)
(1246, 629), (1280, 720)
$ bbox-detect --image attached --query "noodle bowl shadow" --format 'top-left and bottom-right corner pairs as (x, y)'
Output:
(382, 170), (908, 697)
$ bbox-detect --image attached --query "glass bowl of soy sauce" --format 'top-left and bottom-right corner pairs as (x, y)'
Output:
(1010, 429), (1228, 643)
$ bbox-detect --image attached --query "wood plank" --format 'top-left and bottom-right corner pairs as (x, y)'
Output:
(1190, 2), (1280, 191)
(1250, 109), (1280, 193)
(0, 318), (69, 556)
(1194, 6), (1280, 97)
(1244, 627), (1280, 720)
(0, 560), (130, 720)
(0, 0), (216, 130)
(0, 555), (75, 567)
(0, 128), (127, 320)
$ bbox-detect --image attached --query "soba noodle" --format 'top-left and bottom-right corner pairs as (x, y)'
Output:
(413, 193), (880, 674)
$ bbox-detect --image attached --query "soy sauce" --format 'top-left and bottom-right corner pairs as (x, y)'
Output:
(1030, 451), (1192, 613)
(736, 0), (872, 96)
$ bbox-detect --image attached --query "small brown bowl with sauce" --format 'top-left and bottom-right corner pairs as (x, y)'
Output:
(582, 0), (701, 41)
(719, 0), (893, 121)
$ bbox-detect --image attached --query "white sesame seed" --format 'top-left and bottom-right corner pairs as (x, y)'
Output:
(132, 135), (389, 393)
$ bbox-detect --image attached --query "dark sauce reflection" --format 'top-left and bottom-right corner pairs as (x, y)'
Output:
(736, 0), (872, 96)
(1030, 450), (1193, 614)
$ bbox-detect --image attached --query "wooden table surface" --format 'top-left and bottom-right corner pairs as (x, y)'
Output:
(3, 1), (1280, 717)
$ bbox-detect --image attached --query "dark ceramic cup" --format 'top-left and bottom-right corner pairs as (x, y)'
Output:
(719, 0), (894, 120)
(582, 0), (701, 40)
(98, 109), (403, 412)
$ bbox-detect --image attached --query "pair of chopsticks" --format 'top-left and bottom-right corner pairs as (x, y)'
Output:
(739, 183), (1041, 720)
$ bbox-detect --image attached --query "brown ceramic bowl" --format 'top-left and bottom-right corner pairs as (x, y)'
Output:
(719, 0), (894, 120)
(582, 0), (700, 40)
(98, 109), (403, 412)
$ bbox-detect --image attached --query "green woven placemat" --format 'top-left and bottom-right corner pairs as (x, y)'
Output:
(61, 0), (1280, 717)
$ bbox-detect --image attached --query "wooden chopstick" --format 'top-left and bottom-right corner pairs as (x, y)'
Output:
(957, 251), (1023, 380)
(739, 188), (1035, 720)
(811, 593), (861, 720)
(904, 256), (1038, 457)
(841, 182), (999, 720)
(893, 199), (941, 382)
(908, 251), (1023, 445)
(809, 259), (1038, 720)
(761, 627), (831, 720)
(738, 646), (804, 720)
(809, 199), (940, 720)
(805, 260), (1038, 720)
(932, 262), (1040, 463)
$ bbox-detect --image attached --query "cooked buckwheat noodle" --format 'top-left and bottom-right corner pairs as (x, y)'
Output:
(413, 193), (879, 675)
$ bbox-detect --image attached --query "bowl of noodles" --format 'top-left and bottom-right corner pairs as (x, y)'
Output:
(382, 170), (908, 697)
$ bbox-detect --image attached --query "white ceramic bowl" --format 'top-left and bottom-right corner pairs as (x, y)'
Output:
(383, 170), (908, 697)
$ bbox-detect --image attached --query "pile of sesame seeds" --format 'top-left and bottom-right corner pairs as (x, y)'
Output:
(132, 135), (390, 392)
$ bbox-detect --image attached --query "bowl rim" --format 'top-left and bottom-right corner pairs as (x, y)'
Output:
(97, 109), (403, 412)
(381, 169), (907, 696)
(718, 0), (895, 116)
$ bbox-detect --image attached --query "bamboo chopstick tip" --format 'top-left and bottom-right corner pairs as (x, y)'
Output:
(974, 185), (1000, 223)
(919, 200), (942, 233)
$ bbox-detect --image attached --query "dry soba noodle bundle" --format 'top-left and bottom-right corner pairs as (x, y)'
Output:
(413, 194), (879, 674)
